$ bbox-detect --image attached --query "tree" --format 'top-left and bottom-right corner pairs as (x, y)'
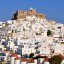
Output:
(47, 30), (52, 36)
(49, 55), (63, 64)
(29, 53), (34, 58)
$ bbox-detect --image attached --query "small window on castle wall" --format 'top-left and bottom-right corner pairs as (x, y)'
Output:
(40, 15), (42, 17)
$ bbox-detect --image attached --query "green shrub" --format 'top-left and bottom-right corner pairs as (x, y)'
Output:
(61, 42), (64, 44)
(47, 30), (52, 36)
(49, 55), (62, 64)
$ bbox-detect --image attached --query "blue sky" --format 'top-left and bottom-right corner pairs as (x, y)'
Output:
(0, 0), (64, 23)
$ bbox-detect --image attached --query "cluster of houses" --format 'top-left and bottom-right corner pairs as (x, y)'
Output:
(0, 8), (64, 64)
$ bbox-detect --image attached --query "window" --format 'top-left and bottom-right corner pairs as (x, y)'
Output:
(13, 27), (14, 28)
(25, 50), (26, 52)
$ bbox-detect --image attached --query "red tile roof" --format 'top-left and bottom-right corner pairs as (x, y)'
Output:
(27, 58), (34, 63)
(11, 53), (18, 58)
(43, 57), (49, 62)
(21, 58), (28, 62)
(21, 58), (34, 63)
(15, 57), (21, 60)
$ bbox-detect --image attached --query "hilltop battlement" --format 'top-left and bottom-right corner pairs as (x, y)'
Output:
(12, 8), (46, 20)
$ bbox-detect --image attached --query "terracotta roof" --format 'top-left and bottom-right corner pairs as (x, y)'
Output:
(27, 58), (34, 63)
(11, 53), (18, 58)
(15, 57), (21, 60)
(43, 57), (49, 62)
(21, 58), (34, 63)
(21, 58), (28, 62)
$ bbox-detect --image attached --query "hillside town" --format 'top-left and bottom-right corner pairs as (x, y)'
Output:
(0, 8), (64, 64)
